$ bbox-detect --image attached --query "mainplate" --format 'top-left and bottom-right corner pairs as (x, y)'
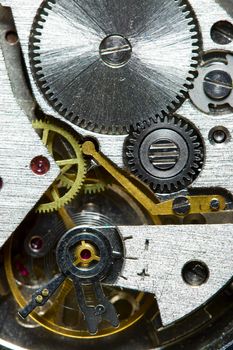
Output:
(1, 1), (233, 349)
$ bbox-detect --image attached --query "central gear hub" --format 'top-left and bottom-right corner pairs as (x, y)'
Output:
(99, 35), (132, 68)
(30, 0), (199, 134)
(56, 227), (123, 283)
(124, 116), (205, 193)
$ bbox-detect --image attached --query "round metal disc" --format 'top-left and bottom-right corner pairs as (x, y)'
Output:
(31, 0), (199, 134)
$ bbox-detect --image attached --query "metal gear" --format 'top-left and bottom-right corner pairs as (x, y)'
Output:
(30, 0), (199, 134)
(60, 174), (108, 194)
(32, 120), (87, 213)
(84, 179), (107, 195)
(124, 116), (204, 193)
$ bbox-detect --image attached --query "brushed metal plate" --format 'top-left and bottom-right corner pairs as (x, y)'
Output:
(0, 38), (59, 246)
(117, 224), (233, 326)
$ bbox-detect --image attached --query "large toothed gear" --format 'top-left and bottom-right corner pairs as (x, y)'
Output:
(32, 120), (87, 213)
(30, 0), (200, 134)
(124, 116), (204, 193)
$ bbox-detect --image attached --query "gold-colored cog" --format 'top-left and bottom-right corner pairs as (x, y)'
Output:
(32, 120), (87, 213)
(84, 179), (106, 195)
(60, 175), (107, 195)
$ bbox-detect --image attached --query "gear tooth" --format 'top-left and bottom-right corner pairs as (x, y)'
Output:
(190, 168), (196, 175)
(187, 129), (194, 136)
(177, 118), (183, 128)
(124, 114), (204, 195)
(178, 178), (185, 187)
(192, 162), (200, 169)
(127, 159), (136, 166)
(185, 174), (192, 182)
(151, 182), (158, 193)
(183, 123), (190, 132)
(195, 156), (202, 163)
(171, 116), (176, 125)
(33, 121), (87, 213)
(83, 180), (108, 195)
(30, 0), (200, 134)
(132, 131), (140, 138)
(193, 142), (201, 148)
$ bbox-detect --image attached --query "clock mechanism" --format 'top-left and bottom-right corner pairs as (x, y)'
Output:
(0, 1), (233, 349)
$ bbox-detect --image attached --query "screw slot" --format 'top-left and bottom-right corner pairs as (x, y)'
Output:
(182, 260), (209, 287)
(211, 21), (233, 45)
(99, 34), (132, 68)
(203, 70), (233, 101)
(172, 196), (191, 216)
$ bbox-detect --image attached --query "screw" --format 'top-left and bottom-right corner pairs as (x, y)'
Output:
(203, 70), (233, 101)
(41, 289), (49, 297)
(210, 198), (220, 211)
(172, 196), (191, 216)
(35, 295), (43, 304)
(99, 34), (132, 68)
(182, 260), (209, 286)
(95, 304), (105, 316)
(211, 21), (233, 45)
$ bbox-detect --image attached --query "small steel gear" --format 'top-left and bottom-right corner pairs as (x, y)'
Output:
(124, 116), (204, 193)
(30, 0), (199, 134)
(32, 120), (87, 213)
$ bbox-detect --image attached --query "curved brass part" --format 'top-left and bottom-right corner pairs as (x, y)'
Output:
(82, 141), (226, 217)
(82, 141), (160, 211)
(149, 195), (226, 216)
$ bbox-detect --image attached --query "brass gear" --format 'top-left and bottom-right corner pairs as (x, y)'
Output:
(61, 175), (108, 195)
(84, 179), (107, 195)
(61, 168), (112, 195)
(32, 120), (87, 213)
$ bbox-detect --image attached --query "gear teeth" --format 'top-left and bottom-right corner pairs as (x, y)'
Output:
(29, 0), (200, 134)
(84, 182), (107, 195)
(32, 120), (87, 213)
(124, 115), (204, 194)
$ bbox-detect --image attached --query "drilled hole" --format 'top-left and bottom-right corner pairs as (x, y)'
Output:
(5, 30), (18, 45)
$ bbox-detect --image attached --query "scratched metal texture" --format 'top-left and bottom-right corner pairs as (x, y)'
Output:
(1, 0), (233, 196)
(0, 29), (59, 247)
(1, 0), (233, 333)
(116, 224), (233, 326)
